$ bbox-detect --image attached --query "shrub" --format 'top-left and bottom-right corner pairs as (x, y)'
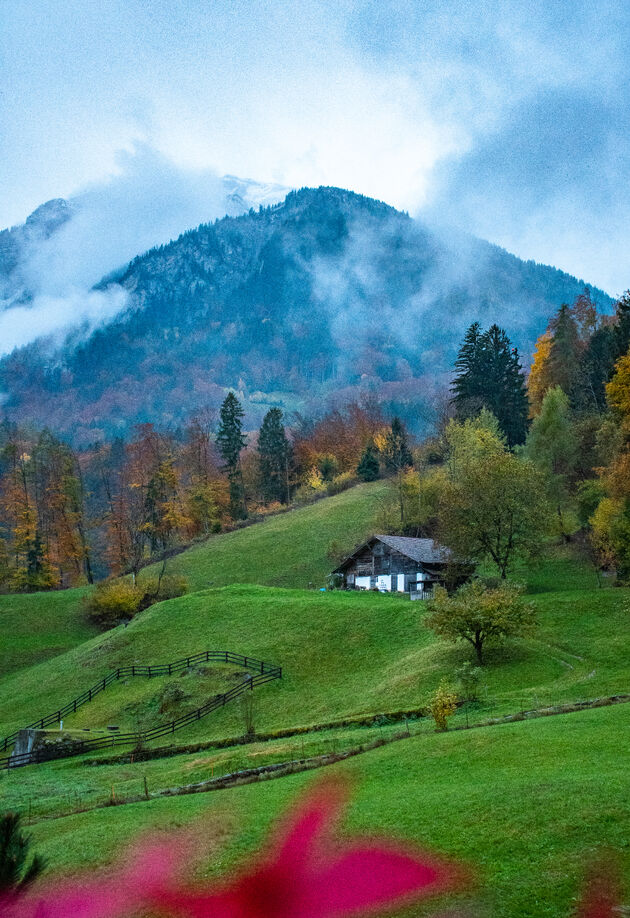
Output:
(326, 471), (356, 496)
(84, 574), (189, 627)
(137, 574), (189, 608)
(83, 579), (142, 627)
(429, 680), (458, 731)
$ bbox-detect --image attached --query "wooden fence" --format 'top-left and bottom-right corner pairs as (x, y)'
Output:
(0, 650), (281, 769)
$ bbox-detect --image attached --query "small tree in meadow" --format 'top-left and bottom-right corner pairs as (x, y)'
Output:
(425, 580), (537, 665)
(429, 680), (458, 731)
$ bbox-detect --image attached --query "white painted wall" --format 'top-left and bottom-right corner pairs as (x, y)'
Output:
(355, 576), (372, 590)
(397, 573), (406, 592)
(377, 575), (391, 591)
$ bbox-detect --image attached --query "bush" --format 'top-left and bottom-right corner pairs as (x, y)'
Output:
(83, 579), (142, 627)
(429, 680), (458, 731)
(84, 574), (189, 627)
(138, 574), (189, 607)
(326, 471), (356, 496)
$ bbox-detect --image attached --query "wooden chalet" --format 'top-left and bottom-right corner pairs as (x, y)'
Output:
(332, 534), (454, 600)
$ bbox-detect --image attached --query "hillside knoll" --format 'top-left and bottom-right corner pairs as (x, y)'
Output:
(0, 187), (612, 441)
(0, 480), (389, 682)
(1, 555), (629, 747)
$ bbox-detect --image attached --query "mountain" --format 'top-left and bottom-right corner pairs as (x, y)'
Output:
(0, 186), (613, 443)
(0, 175), (289, 309)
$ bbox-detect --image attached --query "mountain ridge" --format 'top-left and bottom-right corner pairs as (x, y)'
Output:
(0, 186), (613, 443)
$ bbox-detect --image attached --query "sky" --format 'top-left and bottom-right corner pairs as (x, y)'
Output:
(1, 0), (629, 295)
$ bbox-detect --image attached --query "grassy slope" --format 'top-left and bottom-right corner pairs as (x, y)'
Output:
(0, 588), (94, 680)
(156, 480), (391, 591)
(22, 704), (629, 918)
(1, 568), (629, 744)
(0, 480), (390, 685)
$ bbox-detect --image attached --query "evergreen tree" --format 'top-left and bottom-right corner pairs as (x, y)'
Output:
(613, 290), (630, 361)
(451, 321), (484, 413)
(383, 418), (412, 473)
(0, 812), (46, 898)
(216, 393), (247, 519)
(580, 324), (616, 412)
(452, 324), (529, 447)
(257, 408), (291, 504)
(383, 418), (413, 524)
(356, 441), (380, 482)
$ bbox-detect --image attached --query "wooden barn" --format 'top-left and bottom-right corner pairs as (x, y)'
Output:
(332, 534), (455, 599)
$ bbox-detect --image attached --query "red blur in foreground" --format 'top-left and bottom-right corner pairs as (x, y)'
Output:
(0, 777), (618, 918)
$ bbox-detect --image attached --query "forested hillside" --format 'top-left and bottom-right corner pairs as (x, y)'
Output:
(0, 187), (611, 443)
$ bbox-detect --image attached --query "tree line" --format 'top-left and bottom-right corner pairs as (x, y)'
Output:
(0, 397), (411, 590)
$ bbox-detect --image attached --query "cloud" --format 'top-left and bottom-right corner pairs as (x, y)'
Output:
(0, 147), (280, 355)
(0, 287), (129, 354)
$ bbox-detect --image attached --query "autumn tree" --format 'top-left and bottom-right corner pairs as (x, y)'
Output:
(216, 393), (247, 519)
(437, 415), (550, 578)
(588, 348), (630, 579)
(425, 580), (537, 664)
(527, 331), (553, 416)
(181, 416), (226, 536)
(257, 408), (291, 504)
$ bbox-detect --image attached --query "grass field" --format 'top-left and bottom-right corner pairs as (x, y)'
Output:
(1, 568), (629, 745)
(13, 704), (628, 918)
(1, 483), (629, 917)
(0, 588), (93, 680)
(152, 479), (391, 591)
(0, 480), (390, 685)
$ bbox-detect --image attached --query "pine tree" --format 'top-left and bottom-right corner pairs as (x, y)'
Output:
(453, 324), (528, 447)
(451, 321), (484, 413)
(356, 441), (380, 481)
(383, 418), (413, 524)
(614, 291), (630, 361)
(257, 408), (291, 504)
(452, 324), (528, 446)
(383, 418), (412, 473)
(0, 812), (46, 898)
(216, 393), (247, 519)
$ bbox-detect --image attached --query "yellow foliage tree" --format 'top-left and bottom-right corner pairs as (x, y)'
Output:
(429, 680), (458, 731)
(527, 330), (553, 416)
(606, 351), (630, 432)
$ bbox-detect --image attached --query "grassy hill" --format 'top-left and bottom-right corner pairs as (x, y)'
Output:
(11, 704), (628, 918)
(0, 480), (390, 683)
(1, 560), (629, 745)
(0, 482), (629, 917)
(0, 588), (93, 680)
(152, 479), (391, 591)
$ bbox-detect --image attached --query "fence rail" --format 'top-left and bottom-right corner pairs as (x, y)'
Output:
(0, 650), (281, 769)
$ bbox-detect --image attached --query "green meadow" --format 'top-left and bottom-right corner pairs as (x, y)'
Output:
(0, 483), (628, 917)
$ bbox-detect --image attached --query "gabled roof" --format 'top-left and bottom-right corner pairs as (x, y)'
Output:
(333, 534), (452, 572)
